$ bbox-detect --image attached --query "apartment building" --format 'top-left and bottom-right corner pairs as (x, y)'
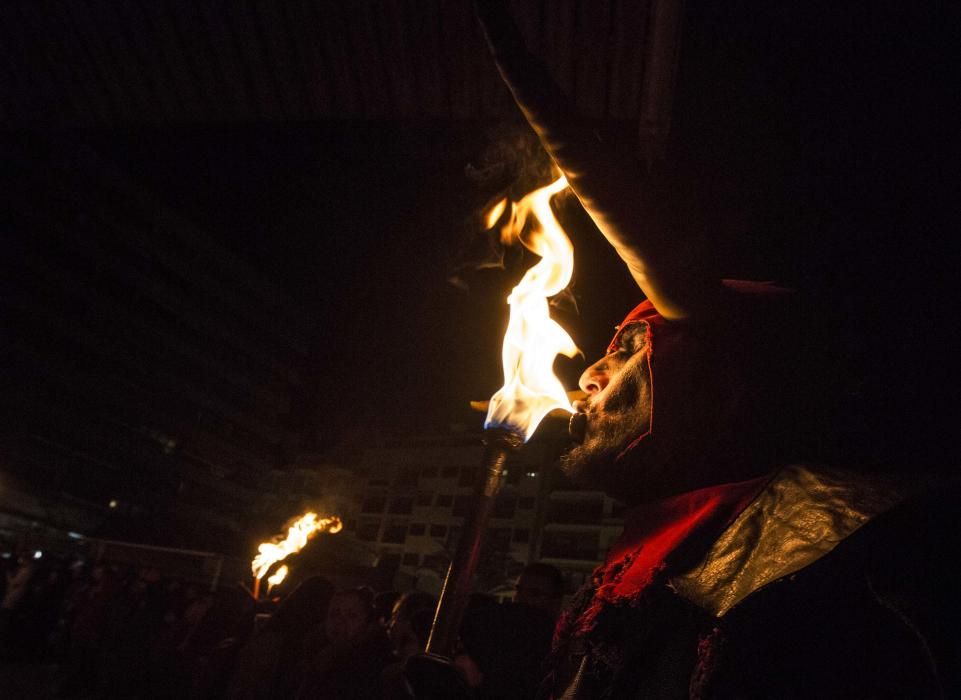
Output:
(280, 431), (625, 596)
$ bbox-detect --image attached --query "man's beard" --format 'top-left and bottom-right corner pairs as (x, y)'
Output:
(560, 363), (651, 495)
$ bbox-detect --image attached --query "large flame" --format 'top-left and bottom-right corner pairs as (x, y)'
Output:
(485, 175), (578, 441)
(251, 512), (342, 580)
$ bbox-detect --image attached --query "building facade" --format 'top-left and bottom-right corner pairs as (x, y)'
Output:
(279, 431), (625, 598)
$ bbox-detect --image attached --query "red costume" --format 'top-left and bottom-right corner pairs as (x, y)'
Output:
(547, 462), (959, 698)
(544, 295), (958, 698)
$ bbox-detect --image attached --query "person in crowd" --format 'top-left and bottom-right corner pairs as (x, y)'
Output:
(513, 563), (564, 623)
(227, 575), (333, 700)
(17, 558), (69, 661)
(382, 591), (438, 698)
(50, 558), (90, 662)
(58, 563), (122, 697)
(386, 591), (437, 663)
(453, 602), (555, 700)
(162, 583), (255, 699)
(325, 587), (376, 646)
(373, 590), (401, 629)
(98, 567), (168, 696)
(0, 547), (37, 660)
(297, 587), (394, 699)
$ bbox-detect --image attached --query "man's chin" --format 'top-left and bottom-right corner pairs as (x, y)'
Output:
(561, 438), (667, 506)
(560, 431), (633, 492)
(560, 407), (652, 493)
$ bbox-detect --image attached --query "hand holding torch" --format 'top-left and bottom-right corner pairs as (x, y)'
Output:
(407, 177), (577, 696)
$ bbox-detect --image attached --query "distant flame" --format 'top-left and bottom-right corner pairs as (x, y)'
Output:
(485, 197), (508, 229)
(266, 564), (288, 592)
(484, 176), (578, 441)
(251, 512), (342, 580)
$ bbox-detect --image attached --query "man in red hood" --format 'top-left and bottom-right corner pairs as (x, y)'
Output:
(473, 2), (959, 697)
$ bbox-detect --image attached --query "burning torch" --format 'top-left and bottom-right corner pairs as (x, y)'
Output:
(251, 512), (342, 599)
(409, 177), (578, 691)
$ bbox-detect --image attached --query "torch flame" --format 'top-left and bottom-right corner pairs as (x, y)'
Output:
(251, 512), (342, 580)
(484, 175), (578, 441)
(266, 564), (288, 593)
(485, 197), (508, 229)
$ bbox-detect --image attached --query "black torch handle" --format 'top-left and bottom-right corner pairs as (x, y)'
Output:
(425, 428), (523, 656)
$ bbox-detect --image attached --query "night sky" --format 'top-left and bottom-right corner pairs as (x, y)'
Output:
(3, 1), (957, 468)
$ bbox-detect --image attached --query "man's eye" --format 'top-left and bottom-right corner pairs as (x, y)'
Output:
(617, 325), (647, 355)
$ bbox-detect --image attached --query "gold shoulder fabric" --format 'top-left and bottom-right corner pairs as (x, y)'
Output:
(669, 465), (908, 618)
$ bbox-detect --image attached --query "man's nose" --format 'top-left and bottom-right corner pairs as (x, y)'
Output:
(579, 360), (610, 395)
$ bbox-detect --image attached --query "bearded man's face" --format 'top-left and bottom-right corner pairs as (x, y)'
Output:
(561, 323), (653, 493)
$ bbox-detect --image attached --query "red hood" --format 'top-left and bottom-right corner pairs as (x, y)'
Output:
(607, 280), (794, 462)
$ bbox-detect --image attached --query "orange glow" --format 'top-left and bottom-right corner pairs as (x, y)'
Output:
(485, 197), (508, 229)
(251, 512), (342, 580)
(266, 564), (288, 593)
(484, 175), (577, 441)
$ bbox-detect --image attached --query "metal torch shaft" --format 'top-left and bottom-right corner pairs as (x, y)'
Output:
(425, 428), (523, 656)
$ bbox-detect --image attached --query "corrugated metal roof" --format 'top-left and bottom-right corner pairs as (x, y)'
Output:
(1, 0), (676, 131)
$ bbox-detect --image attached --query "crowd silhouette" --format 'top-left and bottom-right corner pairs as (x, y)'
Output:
(1, 549), (561, 699)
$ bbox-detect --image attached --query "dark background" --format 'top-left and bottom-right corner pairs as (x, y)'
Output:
(82, 1), (956, 463)
(1, 0), (957, 543)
